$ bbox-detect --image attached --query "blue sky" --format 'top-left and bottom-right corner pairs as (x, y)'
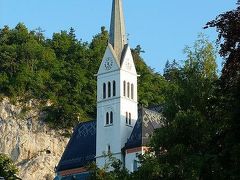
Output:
(0, 0), (238, 73)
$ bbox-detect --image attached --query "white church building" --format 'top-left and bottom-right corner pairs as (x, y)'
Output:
(55, 0), (163, 179)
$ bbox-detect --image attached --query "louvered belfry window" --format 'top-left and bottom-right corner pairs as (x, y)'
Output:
(103, 83), (106, 99)
(108, 82), (111, 97)
(110, 111), (113, 124)
(113, 81), (116, 96)
(106, 112), (109, 125)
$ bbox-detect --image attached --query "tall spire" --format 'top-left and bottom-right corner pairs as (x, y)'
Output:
(109, 0), (127, 62)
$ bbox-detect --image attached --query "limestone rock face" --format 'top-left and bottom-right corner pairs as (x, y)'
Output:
(0, 98), (69, 180)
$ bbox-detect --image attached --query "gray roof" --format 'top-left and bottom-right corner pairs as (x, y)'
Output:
(109, 0), (127, 62)
(56, 121), (96, 172)
(125, 107), (164, 149)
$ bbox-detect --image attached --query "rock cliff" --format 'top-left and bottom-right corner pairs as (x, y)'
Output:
(0, 98), (69, 180)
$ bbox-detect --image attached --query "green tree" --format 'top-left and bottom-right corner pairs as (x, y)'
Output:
(0, 154), (20, 180)
(88, 153), (130, 180)
(136, 36), (217, 180)
(132, 45), (166, 107)
(0, 24), (168, 129)
(205, 1), (240, 178)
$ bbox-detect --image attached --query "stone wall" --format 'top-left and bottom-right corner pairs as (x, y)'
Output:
(0, 98), (69, 180)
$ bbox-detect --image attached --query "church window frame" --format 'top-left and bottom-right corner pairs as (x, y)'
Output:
(125, 112), (132, 125)
(107, 144), (111, 154)
(103, 83), (106, 99)
(127, 82), (130, 98)
(106, 112), (110, 125)
(113, 81), (116, 97)
(110, 111), (113, 124)
(108, 81), (111, 97)
(123, 81), (126, 96)
(129, 113), (132, 125)
(131, 83), (134, 99)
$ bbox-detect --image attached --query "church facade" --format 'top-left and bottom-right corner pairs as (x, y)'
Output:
(55, 0), (163, 179)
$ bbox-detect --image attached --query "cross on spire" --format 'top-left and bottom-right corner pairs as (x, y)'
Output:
(109, 0), (127, 62)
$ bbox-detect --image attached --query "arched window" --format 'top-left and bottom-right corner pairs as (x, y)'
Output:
(110, 111), (113, 124)
(113, 81), (116, 97)
(131, 83), (134, 99)
(106, 112), (109, 125)
(129, 113), (132, 125)
(103, 83), (106, 99)
(123, 81), (126, 96)
(126, 112), (128, 124)
(127, 82), (130, 98)
(108, 82), (111, 97)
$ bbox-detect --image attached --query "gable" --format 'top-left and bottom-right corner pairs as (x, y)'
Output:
(97, 43), (120, 75)
(120, 45), (137, 74)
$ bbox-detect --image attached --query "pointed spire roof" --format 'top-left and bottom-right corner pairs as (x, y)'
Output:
(109, 0), (127, 63)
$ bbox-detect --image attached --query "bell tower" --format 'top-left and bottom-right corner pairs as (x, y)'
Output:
(96, 0), (138, 167)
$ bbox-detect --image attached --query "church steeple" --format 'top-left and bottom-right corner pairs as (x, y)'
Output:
(96, 0), (137, 170)
(109, 0), (127, 62)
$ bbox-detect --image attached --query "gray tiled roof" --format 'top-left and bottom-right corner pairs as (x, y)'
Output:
(124, 107), (164, 149)
(56, 121), (96, 172)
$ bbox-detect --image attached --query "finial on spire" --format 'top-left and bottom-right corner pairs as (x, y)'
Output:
(109, 0), (127, 62)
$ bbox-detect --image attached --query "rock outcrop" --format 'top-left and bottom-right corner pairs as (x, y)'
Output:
(0, 98), (69, 180)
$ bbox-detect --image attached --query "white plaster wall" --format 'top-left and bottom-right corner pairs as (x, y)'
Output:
(96, 153), (122, 168)
(119, 98), (137, 148)
(98, 45), (120, 75)
(96, 69), (123, 168)
(96, 100), (121, 156)
(125, 150), (143, 173)
(119, 59), (138, 148)
(121, 46), (137, 75)
(96, 44), (138, 169)
(97, 70), (120, 102)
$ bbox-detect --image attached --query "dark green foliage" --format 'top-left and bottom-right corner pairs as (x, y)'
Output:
(0, 23), (100, 128)
(88, 154), (130, 180)
(134, 3), (240, 180)
(205, 2), (240, 179)
(130, 154), (161, 180)
(135, 36), (218, 180)
(132, 46), (166, 107)
(0, 154), (20, 180)
(0, 24), (163, 129)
